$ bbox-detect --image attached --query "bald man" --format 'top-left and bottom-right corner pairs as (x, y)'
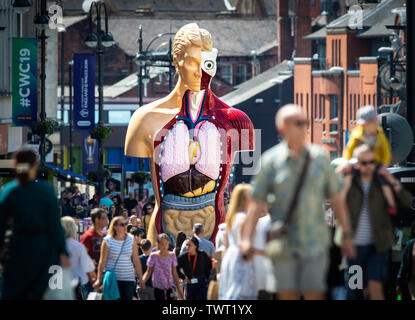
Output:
(240, 104), (355, 300)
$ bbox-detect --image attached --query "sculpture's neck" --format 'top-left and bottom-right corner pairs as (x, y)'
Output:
(189, 90), (206, 120)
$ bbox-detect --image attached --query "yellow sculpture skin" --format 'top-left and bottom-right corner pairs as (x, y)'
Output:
(125, 24), (210, 246)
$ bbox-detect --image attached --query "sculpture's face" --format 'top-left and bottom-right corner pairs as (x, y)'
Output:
(176, 45), (202, 92)
(201, 48), (218, 77)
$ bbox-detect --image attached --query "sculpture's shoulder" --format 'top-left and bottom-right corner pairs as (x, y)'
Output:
(125, 102), (159, 158)
(125, 98), (179, 158)
(211, 95), (253, 131)
(130, 101), (160, 125)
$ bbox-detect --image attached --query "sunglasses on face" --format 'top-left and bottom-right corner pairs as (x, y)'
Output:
(360, 159), (376, 166)
(291, 120), (307, 128)
(116, 222), (127, 227)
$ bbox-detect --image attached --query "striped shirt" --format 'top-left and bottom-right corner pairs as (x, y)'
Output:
(354, 180), (374, 245)
(104, 234), (135, 281)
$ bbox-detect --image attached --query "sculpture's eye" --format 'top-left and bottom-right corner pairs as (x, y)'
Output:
(204, 60), (214, 70)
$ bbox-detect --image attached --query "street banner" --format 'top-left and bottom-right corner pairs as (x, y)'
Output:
(82, 130), (98, 175)
(74, 53), (95, 130)
(12, 38), (38, 126)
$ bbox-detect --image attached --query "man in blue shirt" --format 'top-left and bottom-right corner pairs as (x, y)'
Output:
(180, 223), (215, 258)
(99, 191), (114, 211)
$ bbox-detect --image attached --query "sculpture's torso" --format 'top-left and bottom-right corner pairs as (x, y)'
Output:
(128, 86), (254, 247)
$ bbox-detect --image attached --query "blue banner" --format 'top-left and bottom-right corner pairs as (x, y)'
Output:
(12, 38), (38, 126)
(82, 130), (98, 175)
(73, 53), (95, 130)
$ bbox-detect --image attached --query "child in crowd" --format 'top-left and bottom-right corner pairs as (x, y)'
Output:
(142, 234), (184, 300)
(137, 239), (155, 300)
(342, 105), (397, 214)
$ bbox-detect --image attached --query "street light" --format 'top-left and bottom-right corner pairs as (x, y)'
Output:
(85, 33), (98, 48)
(101, 32), (115, 47)
(33, 0), (49, 167)
(33, 12), (50, 31)
(85, 0), (114, 196)
(378, 47), (395, 104)
(134, 25), (174, 198)
(68, 60), (74, 177)
(12, 0), (32, 14)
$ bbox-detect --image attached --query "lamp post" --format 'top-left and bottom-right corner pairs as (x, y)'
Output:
(33, 0), (49, 167)
(133, 26), (174, 198)
(59, 27), (66, 169)
(68, 60), (74, 175)
(85, 1), (115, 196)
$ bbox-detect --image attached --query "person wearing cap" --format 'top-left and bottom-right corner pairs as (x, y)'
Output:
(180, 223), (215, 258)
(342, 105), (397, 215)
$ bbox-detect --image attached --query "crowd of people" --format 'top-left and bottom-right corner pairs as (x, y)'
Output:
(1, 104), (415, 301)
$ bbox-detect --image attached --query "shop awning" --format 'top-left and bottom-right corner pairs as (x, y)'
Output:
(45, 164), (90, 183)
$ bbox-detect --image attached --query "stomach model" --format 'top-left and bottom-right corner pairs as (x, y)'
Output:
(158, 90), (222, 244)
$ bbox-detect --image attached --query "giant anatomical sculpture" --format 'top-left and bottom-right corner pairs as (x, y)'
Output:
(125, 23), (254, 246)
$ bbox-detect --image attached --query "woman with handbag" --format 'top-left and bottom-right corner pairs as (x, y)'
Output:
(142, 233), (184, 300)
(94, 216), (145, 300)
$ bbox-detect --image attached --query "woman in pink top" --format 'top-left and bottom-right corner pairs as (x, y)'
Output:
(142, 233), (184, 300)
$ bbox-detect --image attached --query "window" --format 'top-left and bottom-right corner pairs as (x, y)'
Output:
(314, 94), (318, 119)
(236, 65), (247, 84)
(322, 95), (326, 119)
(306, 93), (309, 128)
(329, 95), (338, 132)
(330, 151), (338, 161)
(338, 40), (341, 66)
(368, 94), (371, 105)
(330, 95), (338, 120)
(296, 93), (298, 105)
(221, 65), (232, 85)
(57, 109), (98, 124)
(319, 95), (325, 119)
(108, 110), (131, 124)
(354, 94), (357, 121)
(300, 93), (303, 108)
(332, 40), (335, 67)
(364, 94), (366, 106)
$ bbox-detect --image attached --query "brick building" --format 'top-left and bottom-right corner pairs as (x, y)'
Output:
(294, 0), (405, 160)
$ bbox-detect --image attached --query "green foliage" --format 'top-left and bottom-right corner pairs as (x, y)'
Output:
(86, 169), (111, 183)
(89, 126), (114, 142)
(131, 171), (152, 184)
(31, 119), (59, 136)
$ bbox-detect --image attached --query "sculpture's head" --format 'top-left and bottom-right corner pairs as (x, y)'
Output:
(201, 47), (218, 90)
(173, 23), (212, 92)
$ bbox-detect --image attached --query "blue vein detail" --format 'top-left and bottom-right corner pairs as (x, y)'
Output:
(177, 90), (213, 129)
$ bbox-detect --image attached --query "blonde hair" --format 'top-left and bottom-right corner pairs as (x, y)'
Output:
(173, 23), (212, 68)
(61, 216), (77, 239)
(107, 216), (127, 238)
(225, 184), (252, 231)
(199, 28), (213, 51)
(353, 143), (374, 159)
